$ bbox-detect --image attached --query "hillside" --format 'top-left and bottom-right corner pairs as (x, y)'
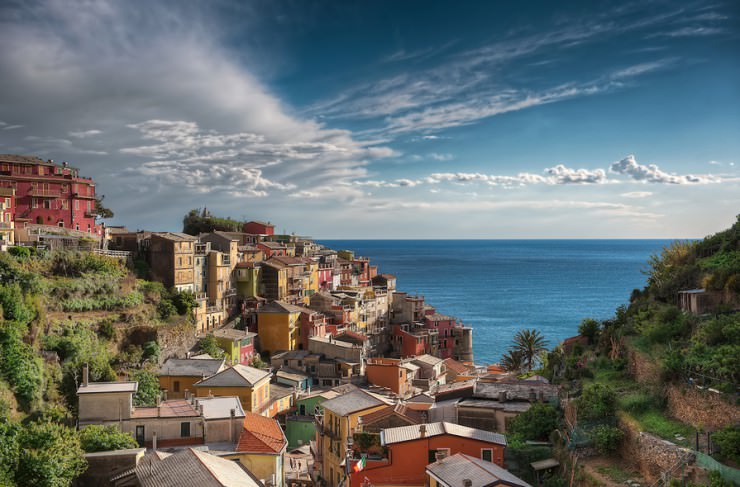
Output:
(546, 216), (740, 485)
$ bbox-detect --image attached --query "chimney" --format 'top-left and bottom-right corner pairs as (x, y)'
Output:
(152, 432), (157, 451)
(498, 390), (506, 402)
(184, 389), (190, 400)
(463, 480), (472, 487)
(230, 408), (236, 442)
(528, 388), (536, 402)
(435, 450), (447, 461)
(82, 363), (89, 387)
(199, 404), (204, 415)
(419, 424), (426, 438)
(162, 390), (167, 401)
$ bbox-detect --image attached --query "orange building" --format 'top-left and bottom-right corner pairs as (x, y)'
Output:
(365, 358), (417, 397)
(349, 422), (506, 487)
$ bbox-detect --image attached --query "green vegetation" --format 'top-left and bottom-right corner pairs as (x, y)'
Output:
(198, 335), (225, 359)
(182, 208), (243, 235)
(590, 425), (624, 454)
(508, 403), (558, 442)
(79, 425), (137, 453)
(501, 328), (548, 373)
(712, 426), (740, 465)
(130, 369), (160, 406)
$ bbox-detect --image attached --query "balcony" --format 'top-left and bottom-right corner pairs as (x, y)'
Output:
(84, 210), (97, 218)
(73, 192), (96, 200)
(194, 292), (208, 301)
(0, 223), (13, 230)
(224, 288), (237, 297)
(28, 188), (61, 198)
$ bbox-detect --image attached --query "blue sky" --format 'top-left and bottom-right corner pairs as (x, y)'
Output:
(0, 0), (738, 238)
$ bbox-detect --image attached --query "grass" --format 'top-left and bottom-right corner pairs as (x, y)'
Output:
(595, 465), (635, 483)
(630, 410), (694, 447)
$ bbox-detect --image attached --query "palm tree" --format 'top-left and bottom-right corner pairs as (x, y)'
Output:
(500, 349), (524, 373)
(513, 329), (548, 372)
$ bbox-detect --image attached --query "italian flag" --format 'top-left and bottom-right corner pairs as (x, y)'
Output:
(353, 456), (366, 473)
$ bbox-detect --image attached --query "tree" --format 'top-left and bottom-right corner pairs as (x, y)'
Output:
(508, 403), (558, 441)
(130, 369), (160, 406)
(578, 318), (600, 345)
(16, 421), (87, 487)
(198, 335), (225, 359)
(500, 349), (524, 373)
(590, 425), (624, 454)
(576, 383), (616, 421)
(513, 329), (549, 372)
(79, 425), (137, 453)
(94, 196), (114, 219)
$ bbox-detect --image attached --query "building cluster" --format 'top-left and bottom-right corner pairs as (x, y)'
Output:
(0, 155), (554, 487)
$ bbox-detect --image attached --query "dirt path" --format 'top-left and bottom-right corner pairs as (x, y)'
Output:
(579, 456), (646, 487)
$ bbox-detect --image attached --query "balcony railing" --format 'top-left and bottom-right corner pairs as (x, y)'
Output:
(194, 292), (207, 301)
(73, 192), (96, 200)
(224, 288), (237, 297)
(0, 223), (13, 230)
(84, 210), (97, 218)
(28, 189), (61, 198)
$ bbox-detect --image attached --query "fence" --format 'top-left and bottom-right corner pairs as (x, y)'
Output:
(695, 452), (740, 485)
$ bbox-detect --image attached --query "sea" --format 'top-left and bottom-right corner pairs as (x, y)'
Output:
(318, 239), (673, 365)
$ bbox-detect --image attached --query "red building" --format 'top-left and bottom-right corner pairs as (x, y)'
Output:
(257, 241), (288, 258)
(298, 309), (327, 350)
(243, 220), (275, 236)
(423, 310), (457, 359)
(0, 155), (101, 236)
(392, 324), (434, 357)
(318, 263), (334, 290)
(349, 422), (506, 486)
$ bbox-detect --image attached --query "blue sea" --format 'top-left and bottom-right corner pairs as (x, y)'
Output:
(319, 240), (673, 365)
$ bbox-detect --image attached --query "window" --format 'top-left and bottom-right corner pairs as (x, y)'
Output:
(299, 404), (306, 415)
(180, 422), (191, 437)
(173, 381), (180, 393)
(481, 449), (493, 462)
(75, 200), (79, 210)
(43, 200), (51, 209)
(62, 200), (68, 210)
(32, 198), (38, 209)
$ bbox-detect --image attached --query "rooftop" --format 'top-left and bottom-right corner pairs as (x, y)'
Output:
(321, 389), (385, 416)
(159, 358), (226, 377)
(443, 358), (472, 375)
(133, 447), (260, 487)
(212, 329), (257, 341)
(195, 364), (271, 388)
(258, 300), (313, 314)
(426, 453), (531, 487)
(131, 399), (200, 419)
(381, 422), (506, 446)
(473, 380), (558, 402)
(194, 396), (246, 420)
(77, 381), (138, 395)
(236, 412), (287, 454)
(359, 403), (425, 426)
(411, 354), (445, 367)
(152, 232), (198, 242)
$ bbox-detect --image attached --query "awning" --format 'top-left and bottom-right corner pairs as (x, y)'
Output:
(530, 458), (560, 471)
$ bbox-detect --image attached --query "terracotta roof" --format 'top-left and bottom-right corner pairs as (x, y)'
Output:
(0, 154), (49, 164)
(443, 358), (471, 375)
(131, 400), (200, 419)
(258, 300), (313, 314)
(236, 412), (287, 454)
(336, 330), (368, 342)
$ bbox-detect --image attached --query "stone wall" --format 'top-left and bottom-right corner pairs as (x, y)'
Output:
(626, 347), (661, 385)
(156, 321), (199, 362)
(618, 414), (695, 483)
(665, 383), (740, 431)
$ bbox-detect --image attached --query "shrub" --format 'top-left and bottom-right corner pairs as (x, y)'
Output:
(577, 383), (616, 420)
(79, 425), (138, 453)
(157, 299), (177, 320)
(97, 319), (116, 341)
(0, 322), (43, 409)
(578, 318), (601, 345)
(618, 392), (660, 414)
(130, 369), (160, 406)
(142, 341), (160, 363)
(590, 425), (624, 454)
(508, 403), (558, 441)
(0, 284), (35, 323)
(198, 335), (225, 359)
(712, 426), (740, 464)
(171, 290), (197, 315)
(15, 420), (87, 486)
(7, 247), (31, 259)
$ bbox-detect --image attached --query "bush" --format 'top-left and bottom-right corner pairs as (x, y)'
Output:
(142, 341), (160, 363)
(618, 392), (660, 415)
(508, 403), (558, 441)
(79, 425), (138, 453)
(157, 299), (177, 320)
(130, 369), (160, 406)
(97, 319), (116, 341)
(577, 383), (616, 420)
(590, 425), (624, 454)
(198, 335), (225, 359)
(50, 251), (125, 278)
(7, 247), (31, 259)
(15, 421), (87, 486)
(0, 284), (35, 323)
(0, 322), (43, 409)
(578, 318), (601, 345)
(712, 426), (740, 464)
(171, 290), (196, 315)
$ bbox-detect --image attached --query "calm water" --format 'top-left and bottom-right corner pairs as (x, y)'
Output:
(319, 240), (672, 364)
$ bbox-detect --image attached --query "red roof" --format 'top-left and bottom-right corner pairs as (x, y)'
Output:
(443, 358), (471, 375)
(236, 412), (287, 454)
(337, 330), (368, 342)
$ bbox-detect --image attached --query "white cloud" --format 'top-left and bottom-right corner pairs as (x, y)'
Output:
(545, 164), (607, 184)
(609, 155), (719, 184)
(621, 191), (653, 198)
(428, 153), (454, 161)
(3, 125), (24, 130)
(69, 129), (102, 138)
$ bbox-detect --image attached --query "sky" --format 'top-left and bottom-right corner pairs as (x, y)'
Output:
(0, 0), (738, 238)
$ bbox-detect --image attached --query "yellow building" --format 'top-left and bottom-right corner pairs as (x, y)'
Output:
(158, 357), (226, 399)
(193, 364), (272, 415)
(256, 300), (310, 354)
(222, 412), (288, 487)
(320, 389), (388, 487)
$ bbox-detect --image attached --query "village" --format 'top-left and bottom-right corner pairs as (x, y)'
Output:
(0, 155), (562, 487)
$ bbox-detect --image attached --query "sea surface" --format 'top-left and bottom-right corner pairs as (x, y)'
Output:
(319, 239), (673, 365)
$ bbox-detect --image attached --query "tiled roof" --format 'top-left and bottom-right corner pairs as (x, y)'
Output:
(131, 400), (200, 419)
(269, 383), (294, 401)
(259, 241), (287, 249)
(443, 358), (472, 375)
(212, 329), (257, 341)
(152, 232), (198, 241)
(270, 256), (309, 266)
(321, 389), (385, 416)
(411, 354), (444, 367)
(195, 364), (270, 388)
(0, 154), (49, 164)
(77, 381), (138, 395)
(160, 358), (226, 377)
(236, 412), (287, 454)
(336, 330), (368, 342)
(381, 422), (506, 446)
(133, 448), (261, 487)
(426, 453), (531, 487)
(359, 404), (425, 426)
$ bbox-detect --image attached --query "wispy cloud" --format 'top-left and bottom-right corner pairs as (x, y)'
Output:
(69, 129), (102, 138)
(621, 191), (653, 198)
(648, 26), (724, 38)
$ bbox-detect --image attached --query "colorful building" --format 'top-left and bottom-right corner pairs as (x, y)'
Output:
(211, 328), (257, 365)
(223, 412), (287, 487)
(365, 357), (418, 397)
(348, 422), (507, 487)
(256, 300), (314, 354)
(193, 364), (271, 415)
(0, 187), (14, 247)
(0, 154), (101, 236)
(285, 389), (339, 448)
(158, 357), (226, 399)
(426, 453), (531, 487)
(243, 220), (275, 236)
(148, 232), (197, 292)
(235, 261), (261, 298)
(319, 389), (388, 487)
